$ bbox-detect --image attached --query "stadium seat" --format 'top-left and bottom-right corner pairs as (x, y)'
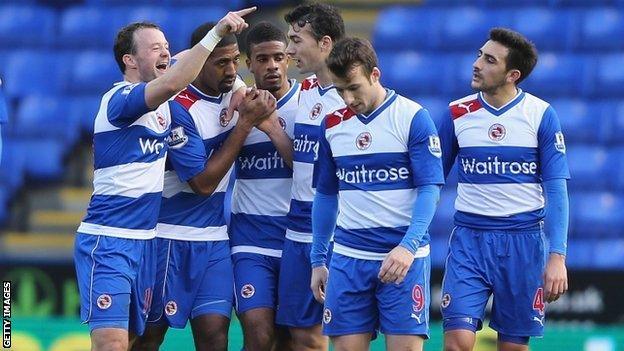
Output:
(571, 191), (624, 238)
(68, 51), (120, 95)
(373, 7), (442, 51)
(556, 0), (617, 6)
(160, 7), (227, 54)
(610, 147), (624, 191)
(579, 9), (624, 50)
(15, 96), (81, 146)
(166, 0), (243, 7)
(521, 53), (591, 97)
(378, 51), (449, 95)
(58, 6), (120, 49)
(68, 96), (102, 135)
(566, 146), (612, 191)
(510, 8), (577, 50)
(590, 239), (624, 269)
(450, 53), (479, 95)
(0, 139), (26, 195)
(592, 54), (624, 98)
(439, 8), (510, 51)
(15, 139), (66, 181)
(611, 101), (624, 145)
(1, 51), (69, 98)
(412, 96), (448, 127)
(565, 240), (594, 268)
(0, 6), (56, 48)
(550, 99), (609, 144)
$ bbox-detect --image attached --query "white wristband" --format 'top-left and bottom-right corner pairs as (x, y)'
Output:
(199, 27), (222, 52)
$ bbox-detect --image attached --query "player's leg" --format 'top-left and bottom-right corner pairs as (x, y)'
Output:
(276, 240), (329, 351)
(378, 249), (431, 351)
(131, 323), (168, 351)
(441, 227), (493, 351)
(323, 253), (377, 351)
(489, 230), (546, 351)
(127, 238), (157, 349)
(74, 233), (144, 351)
(234, 253), (280, 351)
(190, 241), (235, 351)
(274, 326), (293, 351)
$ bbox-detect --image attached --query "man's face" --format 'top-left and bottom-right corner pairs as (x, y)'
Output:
(198, 43), (240, 94)
(471, 40), (513, 93)
(333, 65), (380, 115)
(131, 27), (170, 82)
(247, 41), (289, 93)
(285, 23), (324, 74)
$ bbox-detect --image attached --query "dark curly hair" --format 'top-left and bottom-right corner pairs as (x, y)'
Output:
(489, 27), (538, 84)
(284, 3), (345, 43)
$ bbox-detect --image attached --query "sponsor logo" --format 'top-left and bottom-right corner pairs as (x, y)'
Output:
(139, 137), (165, 155)
(336, 164), (410, 184)
(533, 316), (545, 327)
(428, 135), (442, 158)
(457, 102), (474, 113)
(441, 293), (451, 309)
(410, 313), (422, 323)
(156, 112), (167, 131)
(460, 156), (537, 175)
(555, 131), (566, 153)
(219, 108), (230, 127)
(293, 134), (319, 157)
(309, 103), (323, 120)
(239, 151), (286, 171)
(323, 308), (332, 324)
(96, 294), (112, 310)
(165, 301), (177, 316)
(167, 126), (188, 149)
(355, 132), (372, 150)
(241, 284), (255, 299)
(488, 123), (506, 141)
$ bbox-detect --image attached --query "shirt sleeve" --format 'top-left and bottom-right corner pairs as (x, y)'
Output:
(408, 108), (445, 187)
(166, 100), (207, 182)
(315, 118), (339, 195)
(438, 111), (459, 179)
(106, 82), (151, 127)
(538, 105), (571, 181)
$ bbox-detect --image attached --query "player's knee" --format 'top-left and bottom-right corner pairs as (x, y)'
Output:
(92, 336), (128, 351)
(291, 329), (326, 350)
(195, 330), (228, 351)
(443, 338), (472, 351)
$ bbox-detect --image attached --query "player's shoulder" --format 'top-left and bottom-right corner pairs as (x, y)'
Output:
(173, 87), (201, 111)
(301, 75), (319, 91)
(448, 93), (481, 120)
(324, 107), (356, 130)
(522, 91), (551, 111)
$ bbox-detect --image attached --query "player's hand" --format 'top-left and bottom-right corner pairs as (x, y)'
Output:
(310, 266), (329, 303)
(238, 88), (276, 128)
(215, 7), (256, 36)
(378, 246), (415, 284)
(257, 110), (282, 135)
(543, 253), (568, 303)
(224, 86), (247, 123)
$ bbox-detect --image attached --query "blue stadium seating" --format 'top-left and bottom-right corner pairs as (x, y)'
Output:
(571, 191), (624, 237)
(378, 52), (449, 95)
(451, 53), (479, 95)
(58, 7), (119, 49)
(510, 8), (577, 50)
(0, 6), (57, 48)
(590, 239), (624, 268)
(15, 139), (66, 181)
(15, 96), (81, 146)
(612, 101), (624, 145)
(413, 96), (448, 127)
(373, 7), (442, 51)
(566, 146), (612, 191)
(593, 54), (624, 97)
(67, 96), (102, 135)
(439, 8), (510, 50)
(0, 140), (26, 195)
(521, 53), (591, 97)
(69, 51), (120, 95)
(2, 51), (69, 98)
(579, 9), (624, 50)
(610, 147), (624, 191)
(550, 99), (609, 144)
(159, 7), (228, 54)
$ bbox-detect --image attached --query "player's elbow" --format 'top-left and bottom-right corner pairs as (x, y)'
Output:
(188, 179), (217, 197)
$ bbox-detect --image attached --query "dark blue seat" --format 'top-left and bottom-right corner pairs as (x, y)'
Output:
(58, 6), (120, 49)
(413, 96), (449, 127)
(571, 191), (624, 238)
(0, 139), (26, 195)
(610, 147), (624, 191)
(0, 6), (56, 48)
(15, 139), (66, 181)
(589, 239), (624, 269)
(511, 8), (577, 50)
(69, 51), (120, 95)
(550, 99), (608, 144)
(1, 51), (69, 98)
(67, 96), (103, 135)
(611, 101), (624, 145)
(521, 53), (591, 97)
(566, 146), (612, 191)
(579, 9), (624, 50)
(592, 54), (624, 97)
(160, 7), (227, 54)
(451, 53), (479, 96)
(15, 96), (81, 146)
(373, 7), (442, 51)
(378, 52), (449, 95)
(440, 8), (510, 50)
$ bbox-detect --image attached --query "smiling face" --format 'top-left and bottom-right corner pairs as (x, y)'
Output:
(195, 43), (240, 95)
(247, 40), (289, 93)
(129, 27), (170, 82)
(285, 23), (325, 75)
(471, 39), (519, 94)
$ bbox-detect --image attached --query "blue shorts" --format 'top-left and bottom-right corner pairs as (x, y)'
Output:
(232, 252), (281, 314)
(276, 240), (332, 328)
(323, 252), (430, 337)
(147, 239), (233, 328)
(441, 226), (547, 338)
(74, 233), (156, 335)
